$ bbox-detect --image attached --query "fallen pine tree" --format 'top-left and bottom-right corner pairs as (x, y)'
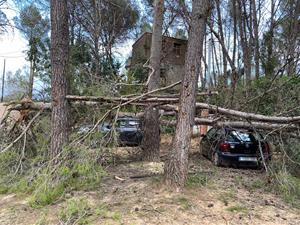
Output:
(161, 118), (300, 131)
(1, 83), (299, 133)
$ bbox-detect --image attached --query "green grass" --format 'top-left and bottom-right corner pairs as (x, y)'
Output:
(59, 198), (91, 225)
(186, 173), (210, 188)
(274, 171), (300, 208)
(218, 190), (236, 206)
(176, 197), (193, 210)
(226, 205), (248, 213)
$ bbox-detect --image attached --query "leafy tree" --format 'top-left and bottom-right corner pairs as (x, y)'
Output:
(71, 0), (139, 82)
(14, 4), (50, 98)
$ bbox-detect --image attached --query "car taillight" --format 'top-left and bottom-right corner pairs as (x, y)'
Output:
(220, 143), (230, 152)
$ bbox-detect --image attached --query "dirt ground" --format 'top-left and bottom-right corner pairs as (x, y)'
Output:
(0, 135), (299, 225)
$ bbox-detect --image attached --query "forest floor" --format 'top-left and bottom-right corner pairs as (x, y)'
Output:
(0, 135), (299, 225)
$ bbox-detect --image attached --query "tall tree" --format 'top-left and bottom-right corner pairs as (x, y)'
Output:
(281, 0), (300, 75)
(215, 0), (227, 86)
(141, 0), (164, 161)
(164, 0), (212, 187)
(261, 0), (277, 77)
(50, 0), (70, 159)
(237, 0), (252, 83)
(72, 0), (138, 81)
(251, 0), (260, 79)
(14, 4), (50, 98)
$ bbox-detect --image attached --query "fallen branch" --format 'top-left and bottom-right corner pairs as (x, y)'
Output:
(161, 118), (300, 131)
(195, 103), (300, 124)
(71, 81), (182, 144)
(114, 175), (126, 181)
(125, 91), (218, 99)
(1, 110), (43, 153)
(162, 103), (300, 124)
(130, 173), (160, 179)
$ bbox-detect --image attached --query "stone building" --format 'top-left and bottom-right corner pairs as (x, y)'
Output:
(127, 32), (187, 87)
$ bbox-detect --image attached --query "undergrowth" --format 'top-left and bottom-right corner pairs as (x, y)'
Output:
(0, 145), (106, 208)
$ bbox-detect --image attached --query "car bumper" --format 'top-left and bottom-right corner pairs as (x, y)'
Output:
(218, 152), (260, 166)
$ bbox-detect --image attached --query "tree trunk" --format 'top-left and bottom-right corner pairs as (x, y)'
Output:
(50, 0), (70, 160)
(265, 0), (275, 77)
(237, 0), (251, 84)
(28, 59), (34, 99)
(251, 0), (260, 79)
(164, 0), (212, 188)
(286, 0), (299, 75)
(141, 0), (164, 161)
(216, 0), (227, 87)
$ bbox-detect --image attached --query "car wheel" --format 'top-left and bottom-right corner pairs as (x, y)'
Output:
(212, 152), (221, 167)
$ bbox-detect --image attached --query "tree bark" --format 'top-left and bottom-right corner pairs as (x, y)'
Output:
(28, 59), (34, 99)
(164, 0), (212, 188)
(141, 0), (164, 161)
(237, 0), (251, 84)
(161, 118), (300, 131)
(163, 103), (300, 124)
(50, 0), (70, 160)
(216, 0), (227, 87)
(285, 0), (299, 75)
(251, 0), (260, 80)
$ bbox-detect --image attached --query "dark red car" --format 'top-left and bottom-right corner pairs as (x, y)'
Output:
(200, 127), (271, 167)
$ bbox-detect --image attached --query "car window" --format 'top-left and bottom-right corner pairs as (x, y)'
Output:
(118, 120), (127, 127)
(128, 120), (139, 127)
(229, 130), (256, 142)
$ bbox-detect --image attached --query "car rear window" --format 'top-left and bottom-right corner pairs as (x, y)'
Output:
(117, 119), (140, 128)
(229, 130), (256, 142)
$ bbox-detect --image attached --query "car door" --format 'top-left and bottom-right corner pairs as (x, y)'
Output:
(201, 128), (217, 157)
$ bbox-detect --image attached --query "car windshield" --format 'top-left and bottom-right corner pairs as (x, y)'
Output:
(229, 130), (256, 142)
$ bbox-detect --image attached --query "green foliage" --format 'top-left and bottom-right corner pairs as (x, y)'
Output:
(129, 59), (148, 83)
(270, 170), (300, 208)
(211, 76), (300, 116)
(28, 147), (106, 207)
(226, 205), (248, 213)
(265, 138), (300, 208)
(59, 198), (91, 224)
(0, 114), (106, 207)
(161, 125), (175, 134)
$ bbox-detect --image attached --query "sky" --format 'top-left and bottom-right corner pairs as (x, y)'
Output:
(0, 0), (27, 75)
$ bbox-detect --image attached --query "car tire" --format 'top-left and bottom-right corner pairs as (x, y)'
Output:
(212, 152), (221, 167)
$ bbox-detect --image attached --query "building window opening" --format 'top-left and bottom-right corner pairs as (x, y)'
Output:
(173, 43), (181, 56)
